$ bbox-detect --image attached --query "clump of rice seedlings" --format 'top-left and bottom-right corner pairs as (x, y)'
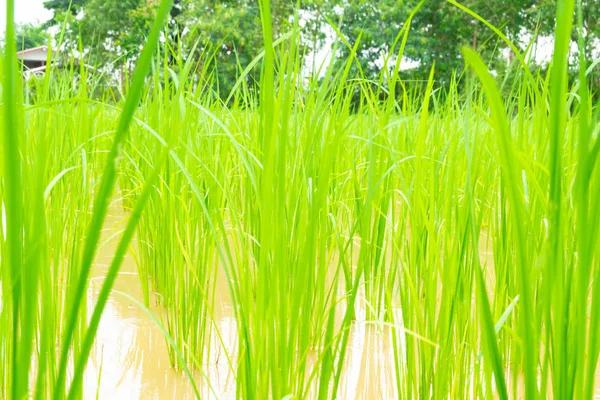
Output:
(121, 0), (600, 397)
(0, 0), (175, 398)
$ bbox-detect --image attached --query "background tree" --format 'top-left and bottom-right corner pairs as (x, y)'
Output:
(43, 0), (323, 95)
(321, 0), (600, 88)
(44, 0), (185, 70)
(43, 0), (88, 26)
(522, 0), (600, 59)
(15, 23), (48, 51)
(41, 0), (600, 93)
(65, 0), (158, 67)
(320, 0), (540, 86)
(177, 0), (323, 96)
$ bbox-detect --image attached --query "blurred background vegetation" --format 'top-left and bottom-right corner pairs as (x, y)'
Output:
(14, 0), (600, 97)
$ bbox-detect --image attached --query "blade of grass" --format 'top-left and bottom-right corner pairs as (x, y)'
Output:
(53, 0), (175, 397)
(462, 46), (536, 400)
(2, 0), (28, 398)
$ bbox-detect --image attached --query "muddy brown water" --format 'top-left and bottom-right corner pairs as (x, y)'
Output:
(87, 210), (227, 398)
(87, 209), (600, 399)
(85, 209), (399, 399)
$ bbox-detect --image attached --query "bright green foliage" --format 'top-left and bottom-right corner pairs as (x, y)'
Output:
(324, 0), (600, 85)
(1, 0), (174, 399)
(43, 0), (87, 25)
(15, 23), (48, 51)
(3, 1), (600, 400)
(120, 2), (600, 397)
(69, 0), (161, 66)
(322, 0), (520, 82)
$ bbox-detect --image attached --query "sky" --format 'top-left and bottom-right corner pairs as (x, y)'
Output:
(0, 0), (52, 31)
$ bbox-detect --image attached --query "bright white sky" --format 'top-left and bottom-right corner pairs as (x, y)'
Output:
(0, 0), (52, 31)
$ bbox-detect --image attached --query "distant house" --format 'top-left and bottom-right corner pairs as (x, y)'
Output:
(16, 46), (56, 76)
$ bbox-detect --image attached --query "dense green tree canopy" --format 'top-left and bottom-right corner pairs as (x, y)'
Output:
(43, 0), (180, 67)
(41, 0), (600, 91)
(43, 0), (87, 26)
(522, 0), (600, 59)
(46, 0), (159, 66)
(176, 0), (322, 94)
(323, 0), (600, 84)
(15, 23), (48, 52)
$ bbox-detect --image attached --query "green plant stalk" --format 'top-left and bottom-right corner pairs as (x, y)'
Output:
(547, 0), (575, 398)
(574, 2), (597, 399)
(52, 0), (175, 397)
(0, 1), (593, 397)
(462, 71), (508, 400)
(462, 47), (536, 399)
(2, 0), (27, 398)
(67, 149), (173, 399)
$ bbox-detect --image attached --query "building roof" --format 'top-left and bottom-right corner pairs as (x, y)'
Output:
(17, 46), (57, 62)
(17, 46), (57, 55)
(16, 46), (55, 55)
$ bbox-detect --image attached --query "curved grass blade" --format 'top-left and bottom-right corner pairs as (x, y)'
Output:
(53, 0), (175, 397)
(66, 150), (168, 399)
(462, 46), (536, 400)
(113, 290), (211, 398)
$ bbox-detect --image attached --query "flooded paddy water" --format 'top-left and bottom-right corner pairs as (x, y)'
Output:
(85, 207), (400, 399)
(78, 206), (600, 400)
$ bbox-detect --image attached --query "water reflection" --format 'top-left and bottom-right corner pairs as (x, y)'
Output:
(83, 211), (422, 399)
(85, 210), (236, 399)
